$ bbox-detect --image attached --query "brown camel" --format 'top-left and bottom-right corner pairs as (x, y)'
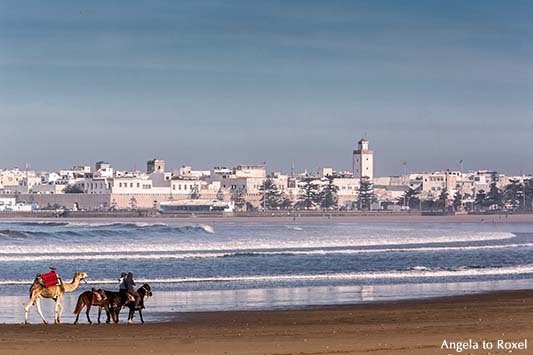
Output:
(24, 271), (88, 324)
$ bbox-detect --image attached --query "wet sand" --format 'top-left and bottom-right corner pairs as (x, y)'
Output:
(1, 290), (532, 355)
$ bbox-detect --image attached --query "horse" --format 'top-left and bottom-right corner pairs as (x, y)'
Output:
(124, 284), (152, 324)
(97, 290), (125, 324)
(101, 284), (152, 324)
(73, 288), (115, 324)
(24, 272), (88, 324)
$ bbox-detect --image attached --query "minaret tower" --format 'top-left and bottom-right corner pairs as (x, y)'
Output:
(353, 138), (374, 181)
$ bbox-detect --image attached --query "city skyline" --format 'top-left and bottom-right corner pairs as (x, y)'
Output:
(1, 1), (532, 175)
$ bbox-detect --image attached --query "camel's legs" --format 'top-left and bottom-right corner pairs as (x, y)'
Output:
(53, 299), (59, 324)
(58, 301), (64, 321)
(35, 298), (48, 324)
(24, 298), (34, 324)
(54, 295), (63, 324)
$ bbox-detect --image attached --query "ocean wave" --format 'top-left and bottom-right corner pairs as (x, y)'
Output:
(0, 223), (214, 239)
(3, 264), (533, 286)
(0, 231), (517, 255)
(285, 226), (304, 231)
(17, 221), (215, 234)
(0, 241), (531, 262)
(0, 229), (31, 239)
(7, 221), (69, 227)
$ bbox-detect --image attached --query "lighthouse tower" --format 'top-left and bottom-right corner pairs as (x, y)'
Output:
(353, 138), (374, 181)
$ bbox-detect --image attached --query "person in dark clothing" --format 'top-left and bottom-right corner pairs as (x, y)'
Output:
(118, 272), (127, 292)
(124, 272), (141, 309)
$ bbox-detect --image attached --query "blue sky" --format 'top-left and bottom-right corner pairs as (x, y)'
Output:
(1, 1), (532, 175)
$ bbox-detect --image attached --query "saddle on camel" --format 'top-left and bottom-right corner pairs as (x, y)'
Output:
(39, 268), (61, 288)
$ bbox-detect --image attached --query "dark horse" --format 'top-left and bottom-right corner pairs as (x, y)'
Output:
(100, 284), (152, 324)
(73, 289), (115, 324)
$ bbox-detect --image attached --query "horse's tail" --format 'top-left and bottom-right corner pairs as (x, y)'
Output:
(73, 293), (85, 315)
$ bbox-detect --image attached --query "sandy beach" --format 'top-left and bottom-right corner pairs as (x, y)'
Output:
(1, 290), (531, 355)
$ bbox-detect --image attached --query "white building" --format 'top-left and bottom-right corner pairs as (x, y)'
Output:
(353, 138), (374, 181)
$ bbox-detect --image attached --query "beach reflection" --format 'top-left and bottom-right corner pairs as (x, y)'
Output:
(4, 278), (533, 324)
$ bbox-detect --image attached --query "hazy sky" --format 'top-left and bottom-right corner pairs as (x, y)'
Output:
(1, 1), (532, 176)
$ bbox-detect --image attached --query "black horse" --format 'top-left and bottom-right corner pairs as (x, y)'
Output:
(125, 284), (152, 324)
(101, 283), (152, 324)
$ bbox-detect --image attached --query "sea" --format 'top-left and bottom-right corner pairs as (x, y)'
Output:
(1, 220), (533, 324)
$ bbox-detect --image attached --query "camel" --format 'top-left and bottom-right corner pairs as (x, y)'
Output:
(24, 271), (88, 324)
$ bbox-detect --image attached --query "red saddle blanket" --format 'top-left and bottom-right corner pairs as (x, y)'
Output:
(40, 271), (59, 288)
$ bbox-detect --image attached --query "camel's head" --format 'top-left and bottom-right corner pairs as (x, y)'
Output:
(76, 272), (89, 283)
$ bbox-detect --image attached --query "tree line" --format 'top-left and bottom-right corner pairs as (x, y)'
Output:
(245, 175), (377, 211)
(398, 176), (533, 212)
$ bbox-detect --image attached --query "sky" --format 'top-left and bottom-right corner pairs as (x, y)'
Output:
(1, 1), (532, 176)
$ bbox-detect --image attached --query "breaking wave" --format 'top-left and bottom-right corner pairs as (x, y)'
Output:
(3, 264), (533, 286)
(0, 223), (214, 239)
(0, 240), (530, 262)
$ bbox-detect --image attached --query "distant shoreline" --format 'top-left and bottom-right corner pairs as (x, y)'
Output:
(1, 212), (532, 224)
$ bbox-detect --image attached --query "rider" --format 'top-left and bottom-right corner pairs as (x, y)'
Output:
(118, 272), (127, 293)
(124, 272), (141, 309)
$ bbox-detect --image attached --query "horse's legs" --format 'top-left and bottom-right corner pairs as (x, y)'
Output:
(127, 308), (134, 324)
(139, 309), (144, 324)
(35, 298), (48, 324)
(74, 299), (85, 325)
(85, 303), (92, 324)
(102, 304), (111, 324)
